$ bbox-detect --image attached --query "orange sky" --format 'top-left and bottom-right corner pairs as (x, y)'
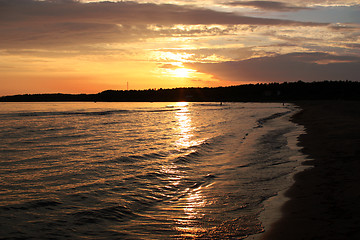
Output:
(0, 0), (359, 96)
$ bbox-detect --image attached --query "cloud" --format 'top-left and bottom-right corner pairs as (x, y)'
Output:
(254, 0), (360, 7)
(0, 0), (327, 48)
(0, 22), (156, 48)
(187, 52), (360, 83)
(0, 0), (325, 26)
(158, 64), (181, 69)
(225, 1), (310, 12)
(346, 43), (360, 49)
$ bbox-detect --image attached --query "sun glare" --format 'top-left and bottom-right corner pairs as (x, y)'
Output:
(171, 68), (193, 78)
(176, 102), (189, 107)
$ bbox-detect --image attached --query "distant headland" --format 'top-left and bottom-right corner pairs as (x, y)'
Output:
(1, 81), (359, 102)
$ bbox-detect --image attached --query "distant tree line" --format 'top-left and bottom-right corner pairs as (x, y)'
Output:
(1, 81), (359, 102)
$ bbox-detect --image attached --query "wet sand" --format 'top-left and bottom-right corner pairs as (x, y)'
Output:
(262, 101), (360, 240)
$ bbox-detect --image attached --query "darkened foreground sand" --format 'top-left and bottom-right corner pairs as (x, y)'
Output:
(262, 101), (360, 240)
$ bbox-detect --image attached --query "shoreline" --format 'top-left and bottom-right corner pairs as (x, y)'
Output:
(245, 104), (309, 240)
(262, 100), (360, 239)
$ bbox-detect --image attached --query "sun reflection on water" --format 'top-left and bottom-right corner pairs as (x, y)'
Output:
(174, 102), (198, 149)
(172, 103), (209, 237)
(160, 164), (183, 187)
(183, 187), (206, 219)
(175, 186), (208, 237)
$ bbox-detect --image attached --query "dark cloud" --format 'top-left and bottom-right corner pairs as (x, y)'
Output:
(0, 0), (327, 48)
(187, 52), (360, 82)
(0, 22), (251, 48)
(0, 0), (323, 26)
(346, 43), (360, 49)
(225, 1), (310, 12)
(0, 22), (155, 48)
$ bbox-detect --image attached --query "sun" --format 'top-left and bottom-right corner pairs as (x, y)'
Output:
(171, 68), (194, 78)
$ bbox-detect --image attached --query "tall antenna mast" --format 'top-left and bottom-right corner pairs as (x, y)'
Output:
(127, 81), (129, 91)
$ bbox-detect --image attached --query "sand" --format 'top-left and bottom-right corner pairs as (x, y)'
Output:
(261, 101), (360, 240)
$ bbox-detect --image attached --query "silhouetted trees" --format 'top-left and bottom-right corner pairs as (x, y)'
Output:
(1, 81), (359, 102)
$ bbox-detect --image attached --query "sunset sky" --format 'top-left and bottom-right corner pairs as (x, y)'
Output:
(1, 0), (359, 96)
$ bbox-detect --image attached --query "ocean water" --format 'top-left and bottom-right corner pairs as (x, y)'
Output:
(0, 102), (304, 239)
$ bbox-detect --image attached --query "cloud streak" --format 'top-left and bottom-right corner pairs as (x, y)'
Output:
(188, 52), (360, 83)
(1, 0), (327, 25)
(225, 1), (310, 12)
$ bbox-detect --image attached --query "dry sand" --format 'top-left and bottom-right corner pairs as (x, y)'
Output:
(261, 101), (360, 240)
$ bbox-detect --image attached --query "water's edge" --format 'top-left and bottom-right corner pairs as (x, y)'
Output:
(245, 105), (310, 240)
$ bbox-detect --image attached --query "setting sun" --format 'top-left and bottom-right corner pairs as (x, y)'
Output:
(171, 68), (195, 78)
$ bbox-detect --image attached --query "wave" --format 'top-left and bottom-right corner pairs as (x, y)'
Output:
(104, 173), (218, 220)
(256, 110), (292, 128)
(188, 173), (217, 189)
(171, 137), (219, 165)
(9, 109), (131, 117)
(73, 205), (137, 224)
(1, 107), (180, 118)
(173, 150), (201, 164)
(1, 199), (62, 211)
(98, 151), (169, 165)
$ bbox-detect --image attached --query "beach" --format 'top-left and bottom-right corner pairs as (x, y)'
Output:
(262, 101), (360, 240)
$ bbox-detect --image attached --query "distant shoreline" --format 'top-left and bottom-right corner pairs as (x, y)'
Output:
(1, 81), (360, 102)
(262, 100), (360, 240)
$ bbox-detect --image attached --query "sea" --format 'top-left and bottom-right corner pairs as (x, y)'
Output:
(0, 102), (306, 239)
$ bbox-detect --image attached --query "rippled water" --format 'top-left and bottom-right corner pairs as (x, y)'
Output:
(0, 102), (304, 239)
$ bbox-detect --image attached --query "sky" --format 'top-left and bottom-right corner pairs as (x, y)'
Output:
(0, 0), (359, 95)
